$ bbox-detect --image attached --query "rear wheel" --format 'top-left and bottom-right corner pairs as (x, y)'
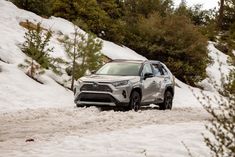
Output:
(159, 91), (173, 110)
(129, 91), (141, 111)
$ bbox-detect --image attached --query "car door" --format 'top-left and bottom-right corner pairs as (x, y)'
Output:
(141, 63), (156, 103)
(151, 63), (166, 101)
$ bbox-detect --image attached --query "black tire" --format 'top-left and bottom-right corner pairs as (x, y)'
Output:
(76, 104), (85, 108)
(129, 91), (141, 111)
(159, 91), (173, 110)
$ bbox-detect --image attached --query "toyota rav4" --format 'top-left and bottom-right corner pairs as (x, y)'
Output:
(74, 60), (175, 111)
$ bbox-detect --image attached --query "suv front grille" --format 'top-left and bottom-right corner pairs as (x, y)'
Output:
(79, 93), (116, 103)
(80, 84), (112, 93)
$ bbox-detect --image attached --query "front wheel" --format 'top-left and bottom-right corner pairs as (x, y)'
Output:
(129, 91), (141, 111)
(159, 91), (173, 110)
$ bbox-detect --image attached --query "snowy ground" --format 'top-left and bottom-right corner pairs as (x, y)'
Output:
(0, 107), (211, 157)
(0, 123), (210, 157)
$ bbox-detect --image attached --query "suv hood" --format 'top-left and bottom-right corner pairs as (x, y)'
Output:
(80, 75), (139, 83)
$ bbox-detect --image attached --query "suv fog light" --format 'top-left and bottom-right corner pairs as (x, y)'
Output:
(122, 90), (127, 98)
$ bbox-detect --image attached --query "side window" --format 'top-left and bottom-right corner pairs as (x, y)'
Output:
(161, 66), (168, 75)
(142, 63), (153, 76)
(152, 64), (164, 76)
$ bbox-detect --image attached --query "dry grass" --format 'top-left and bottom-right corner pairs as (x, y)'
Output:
(19, 21), (47, 31)
(102, 55), (111, 63)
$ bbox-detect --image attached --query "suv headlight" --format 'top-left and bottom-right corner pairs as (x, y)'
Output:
(112, 80), (129, 87)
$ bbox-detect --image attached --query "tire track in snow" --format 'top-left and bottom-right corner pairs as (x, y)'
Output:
(0, 107), (211, 142)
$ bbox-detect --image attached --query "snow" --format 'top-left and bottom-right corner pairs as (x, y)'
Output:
(199, 42), (234, 92)
(102, 41), (146, 60)
(174, 78), (222, 108)
(0, 122), (209, 157)
(0, 62), (73, 112)
(0, 107), (211, 157)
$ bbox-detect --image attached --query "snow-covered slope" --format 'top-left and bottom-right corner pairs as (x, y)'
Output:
(0, 0), (232, 112)
(199, 42), (234, 91)
(0, 0), (145, 112)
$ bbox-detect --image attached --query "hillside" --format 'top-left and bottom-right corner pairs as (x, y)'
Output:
(0, 0), (145, 111)
(0, 0), (233, 112)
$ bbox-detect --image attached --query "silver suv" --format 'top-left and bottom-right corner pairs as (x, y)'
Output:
(74, 60), (175, 111)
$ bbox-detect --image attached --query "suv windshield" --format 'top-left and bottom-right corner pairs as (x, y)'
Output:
(96, 62), (141, 76)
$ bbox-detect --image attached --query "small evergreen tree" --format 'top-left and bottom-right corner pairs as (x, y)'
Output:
(19, 21), (53, 79)
(62, 26), (103, 90)
(21, 21), (53, 69)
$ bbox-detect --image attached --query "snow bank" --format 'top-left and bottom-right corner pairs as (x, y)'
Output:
(174, 78), (222, 107)
(0, 63), (73, 112)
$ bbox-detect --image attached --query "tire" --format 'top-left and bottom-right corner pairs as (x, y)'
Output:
(159, 91), (173, 110)
(129, 91), (141, 111)
(76, 104), (85, 108)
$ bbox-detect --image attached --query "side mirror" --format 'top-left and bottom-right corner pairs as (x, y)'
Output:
(144, 73), (154, 80)
(90, 70), (96, 74)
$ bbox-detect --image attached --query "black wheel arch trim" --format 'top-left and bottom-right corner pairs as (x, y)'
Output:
(164, 85), (174, 97)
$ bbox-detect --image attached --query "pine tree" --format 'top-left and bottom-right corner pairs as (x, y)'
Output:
(51, 0), (108, 35)
(218, 0), (235, 31)
(50, 0), (77, 21)
(21, 21), (53, 69)
(10, 0), (51, 16)
(129, 13), (208, 85)
(218, 0), (225, 30)
(62, 26), (103, 90)
(19, 21), (53, 80)
(215, 0), (235, 56)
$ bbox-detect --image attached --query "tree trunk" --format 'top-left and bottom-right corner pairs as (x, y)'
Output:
(218, 0), (225, 30)
(71, 27), (78, 90)
(30, 59), (34, 78)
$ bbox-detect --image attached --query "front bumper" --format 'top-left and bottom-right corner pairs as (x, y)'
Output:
(74, 83), (131, 107)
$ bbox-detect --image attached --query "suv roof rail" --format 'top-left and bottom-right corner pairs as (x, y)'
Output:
(149, 60), (161, 64)
(111, 59), (148, 62)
